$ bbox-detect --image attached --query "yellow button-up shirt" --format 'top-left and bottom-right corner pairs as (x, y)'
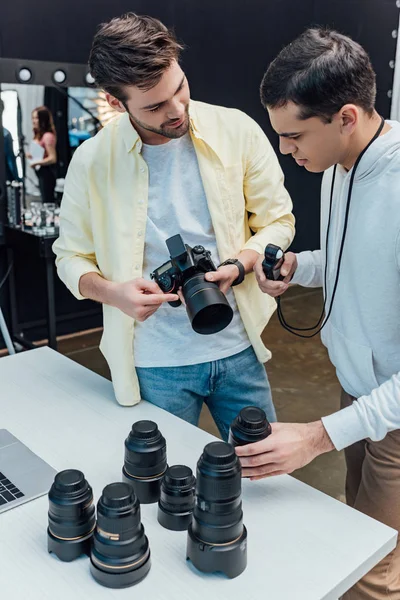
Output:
(53, 100), (295, 406)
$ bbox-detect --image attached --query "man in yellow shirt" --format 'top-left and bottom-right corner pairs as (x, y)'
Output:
(53, 12), (295, 439)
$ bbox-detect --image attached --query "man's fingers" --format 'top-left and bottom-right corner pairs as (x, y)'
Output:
(177, 289), (186, 305)
(142, 293), (179, 306)
(259, 282), (288, 297)
(238, 451), (277, 468)
(254, 262), (267, 283)
(261, 281), (288, 293)
(241, 463), (281, 478)
(249, 470), (286, 481)
(280, 254), (296, 278)
(136, 278), (163, 294)
(142, 307), (159, 320)
(235, 438), (273, 457)
(205, 271), (223, 283)
(277, 282), (289, 293)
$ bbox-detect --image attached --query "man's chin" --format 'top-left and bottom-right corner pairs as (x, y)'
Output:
(304, 162), (325, 174)
(162, 120), (190, 139)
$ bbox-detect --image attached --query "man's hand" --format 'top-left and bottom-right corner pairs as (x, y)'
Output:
(235, 421), (335, 480)
(254, 251), (298, 298)
(204, 265), (240, 294)
(110, 278), (179, 321)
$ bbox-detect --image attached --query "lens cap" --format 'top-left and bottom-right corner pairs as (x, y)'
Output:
(90, 482), (151, 589)
(158, 465), (196, 531)
(122, 421), (167, 504)
(229, 406), (271, 447)
(47, 469), (95, 562)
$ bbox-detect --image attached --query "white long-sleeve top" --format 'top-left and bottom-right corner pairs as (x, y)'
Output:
(291, 121), (400, 450)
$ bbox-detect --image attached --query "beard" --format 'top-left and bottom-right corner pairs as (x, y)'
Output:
(129, 105), (190, 140)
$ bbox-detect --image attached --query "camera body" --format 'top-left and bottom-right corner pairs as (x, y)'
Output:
(262, 243), (285, 281)
(150, 234), (233, 335)
(151, 235), (217, 307)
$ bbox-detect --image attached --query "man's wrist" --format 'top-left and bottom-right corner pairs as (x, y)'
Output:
(236, 249), (260, 274)
(105, 280), (121, 308)
(219, 259), (245, 286)
(307, 420), (335, 456)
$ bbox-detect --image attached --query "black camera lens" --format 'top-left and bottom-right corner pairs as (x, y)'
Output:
(229, 406), (272, 447)
(122, 420), (167, 504)
(47, 469), (95, 562)
(90, 482), (151, 589)
(187, 442), (247, 579)
(157, 465), (196, 531)
(183, 274), (233, 335)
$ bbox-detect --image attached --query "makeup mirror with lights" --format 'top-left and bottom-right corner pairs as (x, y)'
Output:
(0, 57), (116, 232)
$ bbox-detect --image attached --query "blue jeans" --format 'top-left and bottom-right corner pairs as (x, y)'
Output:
(136, 346), (276, 441)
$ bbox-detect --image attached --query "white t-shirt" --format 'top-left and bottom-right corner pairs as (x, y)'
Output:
(134, 133), (250, 367)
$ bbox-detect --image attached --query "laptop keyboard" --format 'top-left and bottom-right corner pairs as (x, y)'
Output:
(0, 472), (24, 506)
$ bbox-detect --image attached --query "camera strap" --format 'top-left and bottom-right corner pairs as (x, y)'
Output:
(277, 116), (385, 338)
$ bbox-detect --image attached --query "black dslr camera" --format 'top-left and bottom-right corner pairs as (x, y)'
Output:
(151, 234), (233, 335)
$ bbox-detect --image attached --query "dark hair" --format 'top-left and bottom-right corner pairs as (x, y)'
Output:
(260, 28), (376, 123)
(89, 13), (184, 102)
(32, 106), (56, 140)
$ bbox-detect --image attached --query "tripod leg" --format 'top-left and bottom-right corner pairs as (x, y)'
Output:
(0, 306), (16, 355)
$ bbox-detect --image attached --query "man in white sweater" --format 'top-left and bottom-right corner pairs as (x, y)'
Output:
(236, 28), (400, 599)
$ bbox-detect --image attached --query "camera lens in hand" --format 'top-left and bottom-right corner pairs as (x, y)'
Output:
(90, 482), (151, 588)
(183, 274), (233, 335)
(122, 420), (167, 504)
(229, 406), (272, 447)
(186, 442), (247, 578)
(157, 465), (196, 531)
(47, 469), (95, 562)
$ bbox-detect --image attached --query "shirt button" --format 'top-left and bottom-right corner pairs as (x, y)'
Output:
(138, 199), (144, 205)
(135, 264), (140, 270)
(140, 167), (145, 173)
(138, 230), (143, 236)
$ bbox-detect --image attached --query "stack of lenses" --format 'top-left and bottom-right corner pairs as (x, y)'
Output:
(47, 469), (95, 562)
(187, 442), (247, 579)
(157, 465), (196, 531)
(122, 420), (167, 504)
(229, 406), (271, 447)
(90, 482), (151, 589)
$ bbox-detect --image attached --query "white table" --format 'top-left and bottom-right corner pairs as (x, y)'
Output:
(0, 347), (397, 600)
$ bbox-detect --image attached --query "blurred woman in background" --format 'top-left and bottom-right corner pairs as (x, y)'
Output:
(28, 106), (57, 203)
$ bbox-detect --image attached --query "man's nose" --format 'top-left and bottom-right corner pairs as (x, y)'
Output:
(166, 98), (184, 121)
(279, 136), (296, 155)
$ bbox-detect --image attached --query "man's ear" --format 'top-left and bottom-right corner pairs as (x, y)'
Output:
(105, 93), (126, 114)
(338, 104), (359, 136)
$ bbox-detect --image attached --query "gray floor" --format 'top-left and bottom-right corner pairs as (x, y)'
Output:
(56, 286), (346, 501)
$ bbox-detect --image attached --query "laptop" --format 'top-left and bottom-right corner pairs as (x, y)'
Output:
(0, 429), (57, 513)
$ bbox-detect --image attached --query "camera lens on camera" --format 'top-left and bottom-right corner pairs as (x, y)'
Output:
(229, 406), (272, 447)
(187, 441), (247, 578)
(122, 420), (167, 504)
(183, 274), (233, 335)
(47, 469), (95, 562)
(90, 482), (151, 589)
(157, 465), (196, 531)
